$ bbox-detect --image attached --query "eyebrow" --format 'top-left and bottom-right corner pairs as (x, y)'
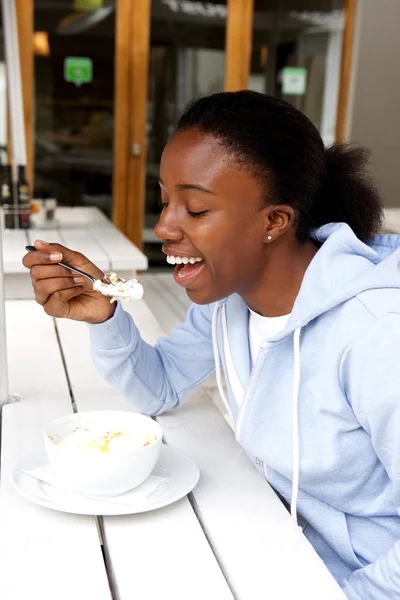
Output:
(159, 180), (215, 195)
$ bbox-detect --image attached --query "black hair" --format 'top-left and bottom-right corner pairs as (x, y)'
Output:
(176, 91), (383, 241)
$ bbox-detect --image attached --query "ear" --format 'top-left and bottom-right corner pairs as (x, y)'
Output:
(262, 205), (295, 243)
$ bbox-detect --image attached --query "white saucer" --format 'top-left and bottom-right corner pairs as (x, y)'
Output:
(11, 445), (200, 516)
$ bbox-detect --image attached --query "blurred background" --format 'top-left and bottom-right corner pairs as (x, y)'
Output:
(0, 0), (398, 266)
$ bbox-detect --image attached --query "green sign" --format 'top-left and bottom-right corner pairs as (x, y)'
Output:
(73, 0), (104, 11)
(64, 57), (93, 87)
(282, 67), (307, 96)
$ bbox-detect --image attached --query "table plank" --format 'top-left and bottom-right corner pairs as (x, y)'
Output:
(27, 228), (66, 246)
(55, 299), (345, 599)
(56, 206), (148, 272)
(56, 206), (110, 227)
(59, 229), (111, 272)
(55, 303), (235, 600)
(89, 226), (148, 272)
(0, 301), (112, 600)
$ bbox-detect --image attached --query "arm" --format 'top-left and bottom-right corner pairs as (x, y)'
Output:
(341, 314), (400, 600)
(88, 301), (216, 415)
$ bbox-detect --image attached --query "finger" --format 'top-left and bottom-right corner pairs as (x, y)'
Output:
(34, 240), (104, 280)
(23, 249), (64, 270)
(30, 264), (86, 284)
(43, 287), (85, 317)
(34, 277), (84, 306)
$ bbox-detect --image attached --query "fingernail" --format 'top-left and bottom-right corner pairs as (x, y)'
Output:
(35, 239), (50, 245)
(73, 277), (84, 283)
(49, 252), (62, 262)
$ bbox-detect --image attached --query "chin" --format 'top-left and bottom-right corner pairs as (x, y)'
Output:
(185, 287), (227, 306)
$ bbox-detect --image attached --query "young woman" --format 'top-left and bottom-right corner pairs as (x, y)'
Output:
(24, 91), (400, 600)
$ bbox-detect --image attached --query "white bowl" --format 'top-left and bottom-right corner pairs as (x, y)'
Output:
(44, 410), (162, 497)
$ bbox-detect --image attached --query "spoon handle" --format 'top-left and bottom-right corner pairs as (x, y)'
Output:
(25, 245), (96, 283)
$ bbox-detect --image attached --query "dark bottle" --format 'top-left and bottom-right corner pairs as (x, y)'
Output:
(0, 164), (16, 229)
(17, 165), (30, 229)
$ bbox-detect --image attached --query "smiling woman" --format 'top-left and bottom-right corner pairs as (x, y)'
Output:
(22, 91), (400, 600)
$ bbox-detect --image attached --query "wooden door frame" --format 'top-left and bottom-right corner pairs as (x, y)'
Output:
(225, 0), (254, 91)
(112, 0), (151, 248)
(336, 0), (357, 142)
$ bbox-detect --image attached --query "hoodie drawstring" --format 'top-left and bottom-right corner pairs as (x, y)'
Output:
(212, 303), (232, 417)
(291, 327), (301, 527)
(212, 303), (302, 528)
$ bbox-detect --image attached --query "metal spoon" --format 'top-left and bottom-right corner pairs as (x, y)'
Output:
(25, 245), (144, 301)
(25, 245), (96, 283)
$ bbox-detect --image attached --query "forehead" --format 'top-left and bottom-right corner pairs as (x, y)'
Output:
(159, 129), (265, 206)
(160, 129), (228, 184)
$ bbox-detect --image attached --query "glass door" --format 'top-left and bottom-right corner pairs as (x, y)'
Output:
(249, 0), (345, 146)
(144, 0), (228, 265)
(34, 0), (116, 219)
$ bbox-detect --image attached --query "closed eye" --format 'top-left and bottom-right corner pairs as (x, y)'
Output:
(187, 209), (208, 218)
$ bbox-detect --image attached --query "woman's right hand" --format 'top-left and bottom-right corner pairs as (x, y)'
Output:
(22, 240), (116, 323)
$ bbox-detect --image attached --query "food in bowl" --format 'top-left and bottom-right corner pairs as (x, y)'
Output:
(44, 410), (162, 497)
(56, 426), (156, 454)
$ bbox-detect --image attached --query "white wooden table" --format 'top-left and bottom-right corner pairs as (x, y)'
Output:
(2, 206), (148, 299)
(0, 296), (345, 600)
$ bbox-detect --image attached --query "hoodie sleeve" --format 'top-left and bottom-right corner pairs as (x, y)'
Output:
(87, 301), (216, 415)
(340, 313), (400, 600)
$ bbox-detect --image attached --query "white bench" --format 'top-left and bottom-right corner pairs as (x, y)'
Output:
(0, 297), (345, 600)
(2, 206), (148, 299)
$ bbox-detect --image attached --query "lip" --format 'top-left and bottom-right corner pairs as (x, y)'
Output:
(173, 262), (205, 288)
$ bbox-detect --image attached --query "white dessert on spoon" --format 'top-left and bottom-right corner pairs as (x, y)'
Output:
(93, 271), (144, 302)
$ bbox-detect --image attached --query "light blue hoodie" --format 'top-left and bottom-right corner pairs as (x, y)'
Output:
(89, 223), (400, 600)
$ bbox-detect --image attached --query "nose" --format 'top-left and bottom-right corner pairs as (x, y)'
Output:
(154, 208), (184, 242)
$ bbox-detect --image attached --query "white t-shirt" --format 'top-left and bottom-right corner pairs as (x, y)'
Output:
(248, 308), (290, 366)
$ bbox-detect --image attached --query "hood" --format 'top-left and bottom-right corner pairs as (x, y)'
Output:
(273, 223), (400, 341)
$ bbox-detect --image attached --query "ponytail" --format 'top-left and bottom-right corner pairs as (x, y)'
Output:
(308, 144), (383, 240)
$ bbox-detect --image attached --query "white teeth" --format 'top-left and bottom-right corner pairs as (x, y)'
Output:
(166, 255), (203, 265)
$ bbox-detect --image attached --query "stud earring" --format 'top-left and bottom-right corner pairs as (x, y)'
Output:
(267, 235), (272, 241)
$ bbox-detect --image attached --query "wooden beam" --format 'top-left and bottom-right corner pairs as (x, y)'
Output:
(336, 0), (357, 142)
(125, 0), (151, 248)
(112, 0), (132, 234)
(224, 0), (254, 91)
(16, 0), (33, 187)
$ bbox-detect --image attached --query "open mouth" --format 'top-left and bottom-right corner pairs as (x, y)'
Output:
(166, 255), (205, 287)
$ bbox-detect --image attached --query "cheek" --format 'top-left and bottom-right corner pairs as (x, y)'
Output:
(207, 221), (264, 270)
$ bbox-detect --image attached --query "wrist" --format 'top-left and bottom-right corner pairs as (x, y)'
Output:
(88, 302), (117, 324)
